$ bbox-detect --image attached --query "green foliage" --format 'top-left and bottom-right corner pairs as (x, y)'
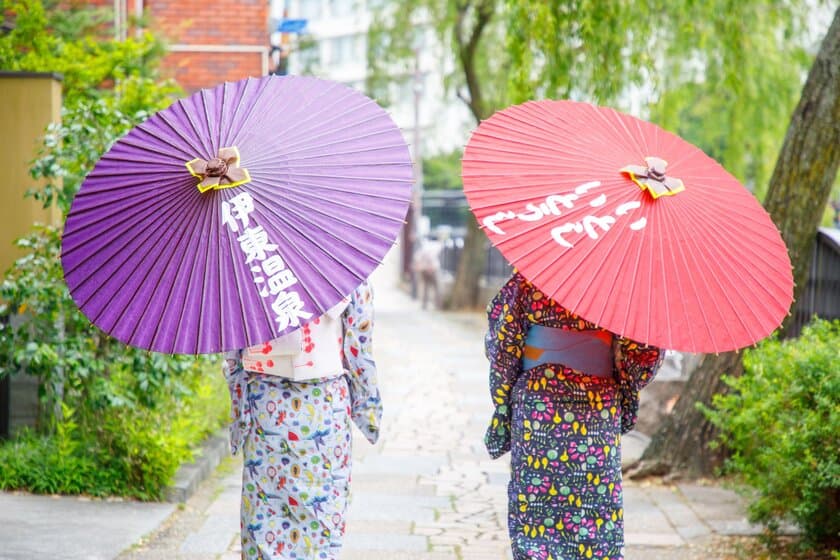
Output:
(0, 0), (225, 499)
(29, 96), (167, 215)
(704, 319), (840, 550)
(0, 0), (177, 110)
(370, 0), (829, 310)
(0, 366), (228, 500)
(504, 0), (824, 199)
(367, 0), (509, 120)
(0, 218), (228, 499)
(647, 2), (816, 198)
(3, 0), (180, 213)
(505, 0), (645, 105)
(39, 0), (114, 41)
(423, 149), (463, 190)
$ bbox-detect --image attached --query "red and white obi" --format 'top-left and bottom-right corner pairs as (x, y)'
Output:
(241, 297), (351, 381)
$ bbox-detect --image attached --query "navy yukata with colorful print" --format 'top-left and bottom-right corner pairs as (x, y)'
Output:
(485, 273), (663, 560)
(223, 281), (380, 560)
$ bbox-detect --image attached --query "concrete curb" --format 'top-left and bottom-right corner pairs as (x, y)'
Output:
(164, 429), (229, 503)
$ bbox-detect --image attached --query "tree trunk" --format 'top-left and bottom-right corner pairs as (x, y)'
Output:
(634, 8), (840, 479)
(763, 7), (840, 335)
(447, 214), (488, 309)
(448, 0), (496, 309)
(630, 352), (742, 478)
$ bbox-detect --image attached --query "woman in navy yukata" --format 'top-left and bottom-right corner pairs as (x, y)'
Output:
(485, 272), (663, 560)
(222, 281), (380, 560)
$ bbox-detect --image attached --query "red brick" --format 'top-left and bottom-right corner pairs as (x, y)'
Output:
(78, 0), (268, 91)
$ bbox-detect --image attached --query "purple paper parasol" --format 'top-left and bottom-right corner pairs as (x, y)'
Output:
(62, 75), (413, 354)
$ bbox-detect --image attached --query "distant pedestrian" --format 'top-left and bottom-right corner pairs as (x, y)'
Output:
(831, 199), (840, 228)
(222, 281), (381, 559)
(484, 272), (663, 560)
(412, 233), (443, 310)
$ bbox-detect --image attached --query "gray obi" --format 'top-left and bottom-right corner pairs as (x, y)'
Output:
(522, 324), (614, 377)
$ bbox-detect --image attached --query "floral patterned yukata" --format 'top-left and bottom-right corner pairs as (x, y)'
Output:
(223, 281), (380, 560)
(485, 273), (663, 560)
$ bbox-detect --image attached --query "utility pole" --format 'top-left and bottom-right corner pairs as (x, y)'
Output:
(405, 43), (424, 297)
(413, 44), (424, 236)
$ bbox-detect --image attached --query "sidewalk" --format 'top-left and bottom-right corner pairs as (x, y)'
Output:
(0, 265), (763, 560)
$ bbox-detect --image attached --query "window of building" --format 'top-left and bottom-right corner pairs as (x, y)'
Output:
(328, 0), (356, 18)
(331, 34), (363, 65)
(296, 40), (321, 70)
(298, 0), (322, 20)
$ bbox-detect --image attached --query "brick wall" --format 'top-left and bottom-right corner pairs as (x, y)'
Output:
(165, 51), (264, 90)
(150, 0), (266, 46)
(81, 0), (268, 92)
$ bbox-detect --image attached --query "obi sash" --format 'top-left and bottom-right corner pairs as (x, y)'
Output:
(241, 297), (350, 381)
(522, 324), (614, 377)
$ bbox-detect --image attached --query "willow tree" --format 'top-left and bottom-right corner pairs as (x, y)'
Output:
(634, 7), (840, 477)
(367, 0), (509, 309)
(370, 1), (819, 310)
(506, 1), (815, 196)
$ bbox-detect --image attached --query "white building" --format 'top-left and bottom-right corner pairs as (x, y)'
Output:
(269, 0), (473, 160)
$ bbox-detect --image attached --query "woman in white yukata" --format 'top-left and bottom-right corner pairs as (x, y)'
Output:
(222, 280), (380, 560)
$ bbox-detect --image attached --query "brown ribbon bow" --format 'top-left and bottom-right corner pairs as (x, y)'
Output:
(621, 156), (685, 199)
(186, 147), (251, 193)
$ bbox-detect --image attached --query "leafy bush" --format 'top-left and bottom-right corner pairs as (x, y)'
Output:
(0, 367), (228, 500)
(0, 0), (229, 499)
(0, 0), (177, 109)
(0, 156), (229, 498)
(705, 319), (840, 551)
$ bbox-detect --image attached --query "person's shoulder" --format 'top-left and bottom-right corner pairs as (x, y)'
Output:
(352, 279), (374, 303)
(508, 270), (532, 289)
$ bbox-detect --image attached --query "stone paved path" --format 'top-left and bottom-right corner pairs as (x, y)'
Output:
(119, 262), (764, 560)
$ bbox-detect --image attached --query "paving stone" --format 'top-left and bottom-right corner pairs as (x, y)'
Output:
(413, 526), (446, 536)
(179, 514), (238, 554)
(347, 494), (451, 523)
(351, 475), (436, 496)
(706, 519), (765, 536)
(0, 493), (174, 560)
(625, 545), (696, 560)
(355, 454), (448, 477)
(625, 532), (685, 547)
(204, 490), (241, 516)
(345, 519), (414, 534)
(342, 552), (457, 560)
(429, 534), (469, 546)
(643, 486), (711, 541)
(344, 532), (428, 551)
(6, 262), (760, 560)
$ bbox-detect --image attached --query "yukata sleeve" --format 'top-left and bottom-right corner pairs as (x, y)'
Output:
(222, 349), (249, 455)
(484, 274), (530, 459)
(342, 280), (382, 445)
(612, 337), (664, 435)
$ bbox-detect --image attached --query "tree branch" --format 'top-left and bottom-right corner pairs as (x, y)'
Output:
(453, 0), (495, 121)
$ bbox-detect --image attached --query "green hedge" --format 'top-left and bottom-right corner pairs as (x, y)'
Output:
(0, 362), (227, 500)
(706, 319), (840, 551)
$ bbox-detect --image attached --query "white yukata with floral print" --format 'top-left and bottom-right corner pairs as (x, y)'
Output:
(223, 281), (380, 559)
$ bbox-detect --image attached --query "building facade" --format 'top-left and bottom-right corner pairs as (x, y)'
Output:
(275, 0), (472, 157)
(86, 0), (270, 92)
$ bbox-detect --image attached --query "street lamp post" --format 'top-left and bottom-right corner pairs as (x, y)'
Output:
(404, 44), (424, 296)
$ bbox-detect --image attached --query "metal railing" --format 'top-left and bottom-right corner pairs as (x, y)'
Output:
(439, 237), (512, 286)
(423, 190), (840, 338)
(789, 227), (840, 337)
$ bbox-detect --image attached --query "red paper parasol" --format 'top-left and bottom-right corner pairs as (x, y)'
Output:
(463, 100), (793, 353)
